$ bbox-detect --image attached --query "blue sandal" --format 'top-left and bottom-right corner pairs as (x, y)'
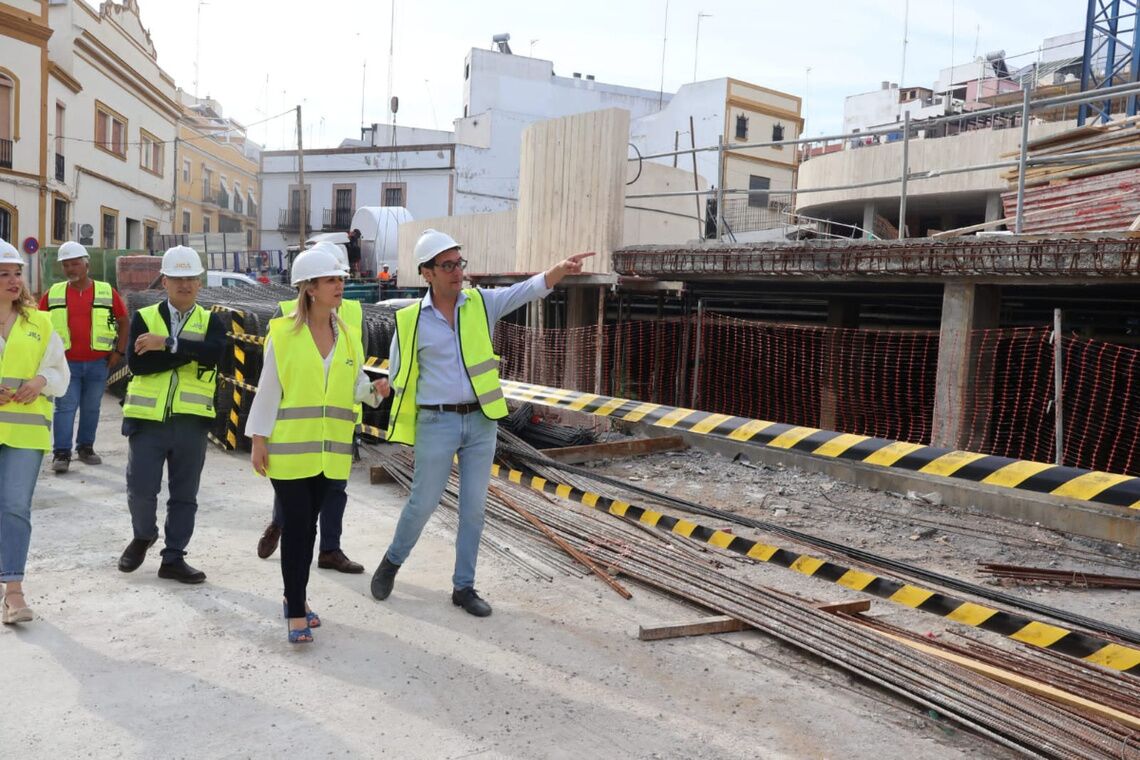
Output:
(283, 601), (317, 643)
(282, 600), (321, 628)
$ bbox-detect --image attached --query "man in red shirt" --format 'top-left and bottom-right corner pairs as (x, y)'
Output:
(39, 241), (128, 473)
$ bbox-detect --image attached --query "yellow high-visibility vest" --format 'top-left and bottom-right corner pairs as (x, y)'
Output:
(122, 304), (216, 421)
(0, 309), (55, 451)
(46, 280), (117, 352)
(387, 288), (507, 446)
(265, 315), (361, 480)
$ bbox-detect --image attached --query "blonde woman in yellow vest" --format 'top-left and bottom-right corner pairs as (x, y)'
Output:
(0, 239), (71, 624)
(247, 247), (385, 644)
(369, 229), (593, 617)
(254, 243), (367, 575)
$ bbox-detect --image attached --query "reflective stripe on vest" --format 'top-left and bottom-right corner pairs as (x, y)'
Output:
(47, 280), (117, 352)
(386, 289), (508, 447)
(265, 315), (360, 480)
(122, 304), (217, 421)
(0, 310), (55, 451)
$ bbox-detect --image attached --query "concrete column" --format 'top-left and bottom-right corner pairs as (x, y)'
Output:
(985, 192), (1004, 225)
(820, 298), (860, 431)
(931, 283), (1001, 450)
(861, 201), (877, 239)
(563, 285), (601, 392)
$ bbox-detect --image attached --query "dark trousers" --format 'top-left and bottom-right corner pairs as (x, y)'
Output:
(126, 416), (209, 562)
(271, 479), (347, 552)
(272, 475), (344, 619)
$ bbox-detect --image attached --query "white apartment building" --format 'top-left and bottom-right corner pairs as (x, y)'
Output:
(47, 0), (177, 254)
(259, 129), (455, 254)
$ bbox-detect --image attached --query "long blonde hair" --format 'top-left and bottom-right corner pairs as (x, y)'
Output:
(292, 278), (349, 336)
(3, 268), (35, 321)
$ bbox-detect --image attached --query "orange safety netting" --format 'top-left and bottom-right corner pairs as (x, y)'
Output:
(495, 316), (1140, 476)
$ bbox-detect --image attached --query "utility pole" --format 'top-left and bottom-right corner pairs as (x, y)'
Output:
(693, 11), (712, 82)
(296, 105), (305, 252)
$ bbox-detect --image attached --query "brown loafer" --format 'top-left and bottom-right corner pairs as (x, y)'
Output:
(318, 549), (364, 574)
(257, 523), (281, 559)
(75, 446), (102, 465)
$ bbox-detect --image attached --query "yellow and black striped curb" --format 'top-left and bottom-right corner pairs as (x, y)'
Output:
(497, 379), (1140, 512)
(487, 462), (1140, 675)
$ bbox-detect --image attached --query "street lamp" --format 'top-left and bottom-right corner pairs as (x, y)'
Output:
(693, 11), (712, 82)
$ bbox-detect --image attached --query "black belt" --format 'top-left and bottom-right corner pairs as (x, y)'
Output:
(419, 403), (480, 415)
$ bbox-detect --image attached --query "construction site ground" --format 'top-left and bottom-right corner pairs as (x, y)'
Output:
(2, 397), (1135, 759)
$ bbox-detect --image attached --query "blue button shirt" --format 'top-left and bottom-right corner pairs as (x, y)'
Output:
(388, 273), (552, 405)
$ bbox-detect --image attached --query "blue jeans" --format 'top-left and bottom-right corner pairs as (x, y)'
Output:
(0, 445), (44, 582)
(386, 409), (498, 590)
(53, 358), (109, 452)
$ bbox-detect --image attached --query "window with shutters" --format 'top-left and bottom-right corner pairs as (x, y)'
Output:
(95, 101), (128, 159)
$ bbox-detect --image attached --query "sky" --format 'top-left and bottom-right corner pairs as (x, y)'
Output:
(141, 0), (1085, 150)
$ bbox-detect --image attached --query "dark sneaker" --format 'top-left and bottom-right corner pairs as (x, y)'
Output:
(51, 451), (71, 474)
(256, 522), (281, 559)
(157, 559), (207, 584)
(318, 549), (364, 574)
(369, 555), (401, 600)
(75, 446), (102, 465)
(451, 587), (492, 617)
(118, 537), (158, 572)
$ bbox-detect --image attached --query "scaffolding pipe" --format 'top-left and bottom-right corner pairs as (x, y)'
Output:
(899, 111), (910, 239)
(1015, 88), (1032, 234)
(715, 136), (725, 241)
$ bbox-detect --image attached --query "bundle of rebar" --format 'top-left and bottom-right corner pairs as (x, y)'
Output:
(501, 403), (596, 449)
(370, 444), (1138, 758)
(978, 563), (1140, 590)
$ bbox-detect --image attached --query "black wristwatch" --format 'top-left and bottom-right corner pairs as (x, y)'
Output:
(164, 336), (175, 350)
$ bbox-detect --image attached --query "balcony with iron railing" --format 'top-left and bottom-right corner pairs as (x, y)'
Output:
(248, 200), (258, 219)
(278, 208), (311, 232)
(233, 194), (244, 215)
(0, 138), (12, 170)
(201, 179), (216, 204)
(216, 186), (229, 210)
(322, 207), (354, 230)
(55, 153), (64, 182)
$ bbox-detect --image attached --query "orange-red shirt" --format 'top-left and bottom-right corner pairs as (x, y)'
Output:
(38, 282), (127, 361)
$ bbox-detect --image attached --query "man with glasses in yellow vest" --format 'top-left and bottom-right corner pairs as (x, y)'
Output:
(39, 241), (128, 473)
(117, 246), (225, 584)
(370, 229), (593, 617)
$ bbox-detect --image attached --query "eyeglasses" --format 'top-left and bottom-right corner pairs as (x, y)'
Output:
(431, 258), (467, 273)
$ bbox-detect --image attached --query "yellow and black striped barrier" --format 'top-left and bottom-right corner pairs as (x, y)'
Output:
(209, 306), (249, 451)
(487, 462), (1140, 675)
(497, 379), (1140, 512)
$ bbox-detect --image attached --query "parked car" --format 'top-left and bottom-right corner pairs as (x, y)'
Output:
(207, 270), (261, 288)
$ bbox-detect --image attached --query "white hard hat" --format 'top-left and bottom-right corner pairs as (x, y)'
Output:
(160, 245), (205, 277)
(291, 246), (346, 286)
(414, 228), (461, 267)
(310, 241), (349, 272)
(0, 238), (24, 267)
(57, 241), (90, 262)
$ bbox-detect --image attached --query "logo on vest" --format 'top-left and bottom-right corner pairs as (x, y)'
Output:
(25, 330), (41, 341)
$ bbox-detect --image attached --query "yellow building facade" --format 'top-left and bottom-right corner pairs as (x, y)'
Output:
(174, 104), (259, 250)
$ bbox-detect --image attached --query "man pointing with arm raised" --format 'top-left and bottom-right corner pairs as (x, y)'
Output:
(370, 228), (594, 617)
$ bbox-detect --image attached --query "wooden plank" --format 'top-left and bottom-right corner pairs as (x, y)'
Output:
(542, 435), (688, 464)
(639, 600), (870, 641)
(877, 631), (1140, 731)
(638, 615), (748, 641)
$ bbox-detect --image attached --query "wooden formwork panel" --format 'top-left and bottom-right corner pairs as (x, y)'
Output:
(397, 209), (518, 288)
(515, 108), (629, 275)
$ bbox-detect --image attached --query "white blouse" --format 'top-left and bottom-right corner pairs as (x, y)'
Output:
(0, 315), (71, 398)
(245, 334), (381, 438)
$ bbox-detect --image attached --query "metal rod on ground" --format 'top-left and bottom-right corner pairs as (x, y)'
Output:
(1054, 307), (1064, 466)
(296, 104), (306, 252)
(1014, 87), (1031, 233)
(488, 483), (632, 599)
(715, 135), (725, 242)
(899, 110), (910, 239)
